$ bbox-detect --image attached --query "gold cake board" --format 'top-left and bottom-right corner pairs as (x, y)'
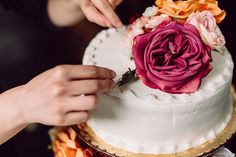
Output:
(76, 88), (236, 157)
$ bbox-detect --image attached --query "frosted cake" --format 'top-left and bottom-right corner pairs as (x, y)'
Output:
(79, 0), (235, 156)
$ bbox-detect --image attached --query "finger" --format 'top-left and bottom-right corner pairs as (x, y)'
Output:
(73, 65), (116, 79)
(67, 79), (115, 95)
(80, 2), (112, 27)
(91, 0), (122, 28)
(107, 0), (123, 9)
(65, 95), (99, 111)
(61, 111), (89, 126)
(54, 65), (116, 80)
(107, 0), (116, 9)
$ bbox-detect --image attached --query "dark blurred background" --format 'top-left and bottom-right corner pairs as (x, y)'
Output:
(0, 0), (235, 157)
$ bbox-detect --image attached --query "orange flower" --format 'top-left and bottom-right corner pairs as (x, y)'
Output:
(155, 0), (226, 23)
(49, 128), (93, 157)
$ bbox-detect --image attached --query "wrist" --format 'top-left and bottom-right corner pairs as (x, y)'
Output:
(0, 86), (30, 144)
(0, 86), (30, 127)
(16, 85), (32, 126)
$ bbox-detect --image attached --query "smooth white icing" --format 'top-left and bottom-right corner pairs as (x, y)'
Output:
(83, 27), (234, 154)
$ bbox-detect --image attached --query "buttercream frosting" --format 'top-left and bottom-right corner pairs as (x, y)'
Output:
(82, 27), (234, 154)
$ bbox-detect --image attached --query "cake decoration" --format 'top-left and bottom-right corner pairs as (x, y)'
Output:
(133, 21), (212, 94)
(128, 0), (226, 94)
(186, 11), (225, 49)
(155, 0), (226, 23)
(116, 68), (136, 86)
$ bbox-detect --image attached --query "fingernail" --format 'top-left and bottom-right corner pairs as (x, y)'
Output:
(111, 80), (116, 88)
(106, 21), (112, 28)
(81, 118), (87, 124)
(81, 113), (89, 123)
(111, 71), (116, 78)
(115, 20), (122, 28)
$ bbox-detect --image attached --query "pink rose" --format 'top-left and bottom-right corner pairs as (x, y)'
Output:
(132, 21), (212, 94)
(187, 11), (225, 49)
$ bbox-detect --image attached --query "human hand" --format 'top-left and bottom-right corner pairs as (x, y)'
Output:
(78, 0), (123, 28)
(13, 65), (116, 126)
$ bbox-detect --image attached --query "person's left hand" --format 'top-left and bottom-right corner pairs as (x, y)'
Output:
(78, 0), (123, 28)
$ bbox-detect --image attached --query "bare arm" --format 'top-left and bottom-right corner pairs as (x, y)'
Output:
(0, 86), (27, 144)
(0, 65), (116, 144)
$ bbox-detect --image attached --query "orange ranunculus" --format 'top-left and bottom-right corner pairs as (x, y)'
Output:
(155, 0), (226, 23)
(49, 128), (93, 157)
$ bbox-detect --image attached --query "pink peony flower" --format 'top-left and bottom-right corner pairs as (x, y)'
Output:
(187, 11), (225, 49)
(132, 21), (212, 94)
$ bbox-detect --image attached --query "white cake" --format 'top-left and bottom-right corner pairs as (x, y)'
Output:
(82, 27), (234, 155)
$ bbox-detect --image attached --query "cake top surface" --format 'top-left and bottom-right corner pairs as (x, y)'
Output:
(83, 0), (233, 104)
(83, 27), (233, 106)
(128, 0), (227, 94)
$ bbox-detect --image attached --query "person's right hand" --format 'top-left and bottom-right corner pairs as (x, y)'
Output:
(78, 0), (123, 28)
(6, 65), (116, 126)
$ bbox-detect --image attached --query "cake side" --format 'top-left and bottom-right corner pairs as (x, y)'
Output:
(82, 28), (234, 154)
(78, 96), (236, 157)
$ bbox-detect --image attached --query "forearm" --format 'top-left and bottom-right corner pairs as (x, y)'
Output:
(0, 87), (28, 144)
(47, 0), (84, 27)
